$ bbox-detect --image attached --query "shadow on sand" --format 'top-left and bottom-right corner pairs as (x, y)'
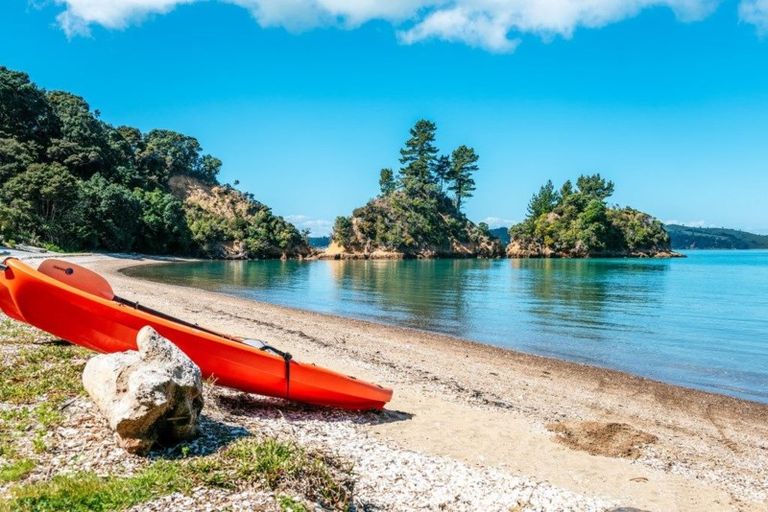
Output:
(148, 415), (251, 460)
(212, 390), (413, 427)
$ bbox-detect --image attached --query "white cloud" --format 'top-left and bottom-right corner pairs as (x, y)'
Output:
(229, 0), (430, 30)
(481, 216), (518, 228)
(739, 0), (768, 35)
(285, 215), (333, 236)
(399, 0), (718, 51)
(52, 0), (763, 51)
(55, 0), (196, 36)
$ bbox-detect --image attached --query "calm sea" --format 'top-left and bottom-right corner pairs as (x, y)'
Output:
(125, 250), (768, 403)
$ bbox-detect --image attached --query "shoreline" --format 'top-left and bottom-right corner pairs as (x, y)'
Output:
(10, 254), (768, 510)
(123, 258), (762, 409)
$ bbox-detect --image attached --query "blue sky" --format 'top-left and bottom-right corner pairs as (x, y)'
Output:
(2, 1), (768, 235)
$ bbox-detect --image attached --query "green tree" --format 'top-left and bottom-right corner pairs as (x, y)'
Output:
(0, 163), (87, 249)
(508, 174), (670, 257)
(0, 67), (59, 144)
(433, 154), (451, 191)
(379, 168), (396, 196)
(447, 145), (478, 211)
(45, 91), (111, 178)
(332, 216), (354, 247)
(0, 64), (309, 258)
(0, 138), (37, 182)
(576, 173), (614, 201)
(526, 180), (560, 220)
(132, 189), (191, 254)
(80, 174), (142, 251)
(399, 119), (438, 193)
(196, 154), (222, 183)
(138, 130), (219, 187)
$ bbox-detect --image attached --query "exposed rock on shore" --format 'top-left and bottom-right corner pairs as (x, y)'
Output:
(505, 240), (683, 259)
(82, 326), (204, 454)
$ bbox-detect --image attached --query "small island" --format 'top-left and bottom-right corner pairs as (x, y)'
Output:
(327, 120), (503, 259)
(508, 175), (680, 258)
(325, 120), (678, 260)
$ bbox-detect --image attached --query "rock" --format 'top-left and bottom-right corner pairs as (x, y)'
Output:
(82, 326), (204, 454)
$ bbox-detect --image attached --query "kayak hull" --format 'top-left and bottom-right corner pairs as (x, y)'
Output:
(0, 258), (392, 410)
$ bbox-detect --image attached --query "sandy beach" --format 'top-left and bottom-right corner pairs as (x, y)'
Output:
(6, 253), (768, 511)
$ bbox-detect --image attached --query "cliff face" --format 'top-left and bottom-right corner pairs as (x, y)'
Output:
(169, 176), (312, 259)
(326, 193), (504, 260)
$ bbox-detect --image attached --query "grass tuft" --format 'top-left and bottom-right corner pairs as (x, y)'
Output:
(2, 462), (186, 512)
(186, 437), (353, 508)
(0, 459), (35, 484)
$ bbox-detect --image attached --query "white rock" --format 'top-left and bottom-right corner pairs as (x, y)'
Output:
(82, 326), (203, 454)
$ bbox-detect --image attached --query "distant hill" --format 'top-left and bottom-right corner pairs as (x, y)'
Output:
(489, 227), (510, 245)
(666, 225), (768, 250)
(308, 236), (331, 248)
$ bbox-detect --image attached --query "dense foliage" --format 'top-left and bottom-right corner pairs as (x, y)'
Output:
(666, 224), (768, 249)
(508, 174), (672, 257)
(332, 120), (500, 257)
(0, 66), (308, 258)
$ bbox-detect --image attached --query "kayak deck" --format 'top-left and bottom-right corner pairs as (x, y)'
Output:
(0, 258), (393, 410)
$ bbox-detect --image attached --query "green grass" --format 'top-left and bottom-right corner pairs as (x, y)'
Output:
(0, 460), (35, 484)
(278, 495), (308, 512)
(0, 319), (41, 346)
(1, 438), (353, 512)
(186, 437), (353, 507)
(0, 318), (89, 491)
(1, 462), (186, 512)
(0, 340), (88, 406)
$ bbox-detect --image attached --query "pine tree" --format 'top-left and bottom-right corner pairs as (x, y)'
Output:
(379, 167), (395, 196)
(433, 154), (451, 191)
(447, 145), (478, 211)
(398, 119), (438, 193)
(526, 180), (560, 219)
(576, 173), (614, 201)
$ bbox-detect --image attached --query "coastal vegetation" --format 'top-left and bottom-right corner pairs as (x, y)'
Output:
(0, 64), (679, 260)
(331, 120), (502, 258)
(0, 66), (309, 259)
(508, 175), (674, 257)
(666, 224), (768, 250)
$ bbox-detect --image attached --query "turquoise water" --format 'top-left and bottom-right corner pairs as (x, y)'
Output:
(125, 250), (768, 403)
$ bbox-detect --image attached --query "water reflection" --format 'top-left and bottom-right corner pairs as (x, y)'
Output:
(124, 252), (768, 402)
(513, 259), (669, 344)
(327, 259), (495, 335)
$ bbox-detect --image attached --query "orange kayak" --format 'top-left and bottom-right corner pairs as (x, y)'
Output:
(0, 257), (392, 410)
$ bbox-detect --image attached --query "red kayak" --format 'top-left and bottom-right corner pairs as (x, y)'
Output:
(0, 257), (392, 410)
